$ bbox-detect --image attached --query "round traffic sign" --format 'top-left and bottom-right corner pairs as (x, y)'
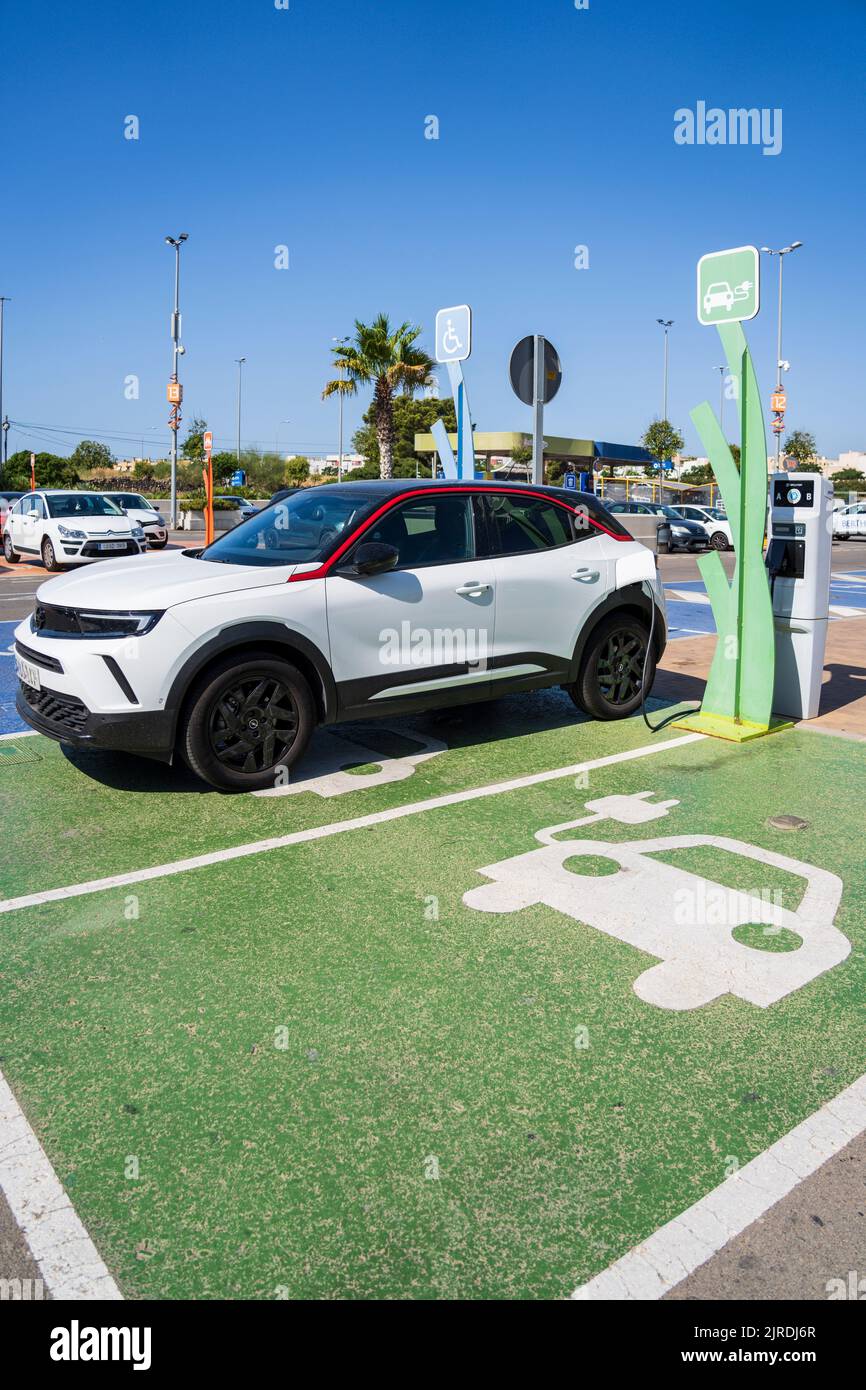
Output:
(509, 336), (562, 406)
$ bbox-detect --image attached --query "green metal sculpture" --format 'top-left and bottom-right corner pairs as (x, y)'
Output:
(675, 322), (787, 741)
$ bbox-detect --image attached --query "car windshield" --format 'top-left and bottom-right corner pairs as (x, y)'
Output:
(109, 494), (150, 509)
(46, 493), (125, 518)
(199, 487), (380, 567)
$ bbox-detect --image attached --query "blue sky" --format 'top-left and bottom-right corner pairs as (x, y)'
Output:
(1, 0), (864, 463)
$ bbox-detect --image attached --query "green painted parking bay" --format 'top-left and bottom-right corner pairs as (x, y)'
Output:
(1, 724), (864, 1299)
(0, 692), (673, 903)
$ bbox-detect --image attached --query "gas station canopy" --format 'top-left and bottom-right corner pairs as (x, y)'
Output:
(413, 430), (656, 470)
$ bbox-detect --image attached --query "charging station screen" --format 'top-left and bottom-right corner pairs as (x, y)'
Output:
(773, 479), (814, 509)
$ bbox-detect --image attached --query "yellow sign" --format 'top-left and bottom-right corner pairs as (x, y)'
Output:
(167, 382), (183, 404)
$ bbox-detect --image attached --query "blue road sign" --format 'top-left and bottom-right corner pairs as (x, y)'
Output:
(230, 470), (246, 486)
(563, 471), (577, 490)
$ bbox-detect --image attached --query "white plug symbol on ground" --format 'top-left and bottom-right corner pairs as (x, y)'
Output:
(463, 793), (848, 1011)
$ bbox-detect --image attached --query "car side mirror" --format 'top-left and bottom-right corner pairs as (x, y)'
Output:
(344, 541), (399, 577)
(29, 509), (40, 519)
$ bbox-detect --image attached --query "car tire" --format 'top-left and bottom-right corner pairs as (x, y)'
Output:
(179, 651), (315, 792)
(709, 530), (729, 551)
(42, 538), (61, 571)
(568, 613), (655, 721)
(149, 540), (168, 550)
(3, 533), (20, 563)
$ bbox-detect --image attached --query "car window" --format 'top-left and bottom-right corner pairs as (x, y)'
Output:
(479, 493), (577, 556)
(363, 495), (474, 569)
(45, 493), (125, 518)
(475, 489), (575, 553)
(200, 488), (380, 567)
(32, 496), (46, 519)
(109, 494), (148, 509)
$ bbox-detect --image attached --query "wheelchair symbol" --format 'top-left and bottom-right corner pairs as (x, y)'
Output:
(435, 305), (471, 363)
(442, 320), (463, 355)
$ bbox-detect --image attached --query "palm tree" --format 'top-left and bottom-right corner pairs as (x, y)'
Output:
(322, 314), (434, 479)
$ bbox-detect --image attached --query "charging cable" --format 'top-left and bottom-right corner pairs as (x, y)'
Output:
(640, 578), (702, 732)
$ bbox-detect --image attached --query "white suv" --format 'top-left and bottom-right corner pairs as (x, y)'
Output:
(3, 490), (146, 570)
(14, 481), (667, 791)
(102, 492), (168, 548)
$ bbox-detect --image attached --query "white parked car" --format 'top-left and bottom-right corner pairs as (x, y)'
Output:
(671, 504), (733, 551)
(3, 490), (146, 570)
(832, 502), (866, 539)
(14, 481), (667, 790)
(102, 492), (168, 548)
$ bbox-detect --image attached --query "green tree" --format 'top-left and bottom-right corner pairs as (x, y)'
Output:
(182, 416), (208, 463)
(324, 315), (434, 478)
(783, 430), (818, 470)
(640, 418), (685, 474)
(680, 462), (716, 485)
(3, 450), (79, 489)
(70, 439), (114, 472)
(211, 451), (239, 481)
(352, 392), (456, 475)
(509, 439), (533, 469)
(285, 456), (310, 484)
(831, 468), (866, 488)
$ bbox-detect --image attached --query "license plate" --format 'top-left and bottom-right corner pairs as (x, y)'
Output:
(97, 541), (127, 551)
(15, 654), (41, 691)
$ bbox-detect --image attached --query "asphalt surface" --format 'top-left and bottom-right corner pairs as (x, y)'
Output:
(667, 1132), (866, 1301)
(0, 1189), (49, 1298)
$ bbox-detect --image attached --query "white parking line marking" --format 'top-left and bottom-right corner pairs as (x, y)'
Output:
(0, 729), (38, 741)
(0, 733), (705, 915)
(571, 1070), (866, 1300)
(0, 1073), (123, 1300)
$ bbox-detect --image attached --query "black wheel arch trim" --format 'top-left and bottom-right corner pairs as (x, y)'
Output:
(569, 583), (666, 682)
(164, 621), (337, 734)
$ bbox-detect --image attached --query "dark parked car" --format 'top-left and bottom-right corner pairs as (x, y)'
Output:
(603, 501), (709, 552)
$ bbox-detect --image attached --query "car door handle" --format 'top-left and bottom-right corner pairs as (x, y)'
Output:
(571, 567), (600, 582)
(455, 581), (492, 596)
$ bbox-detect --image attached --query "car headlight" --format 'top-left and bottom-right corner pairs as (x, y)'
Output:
(131, 525), (145, 539)
(58, 524), (86, 539)
(76, 610), (164, 637)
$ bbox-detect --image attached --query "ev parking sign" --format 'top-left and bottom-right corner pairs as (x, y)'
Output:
(697, 245), (760, 326)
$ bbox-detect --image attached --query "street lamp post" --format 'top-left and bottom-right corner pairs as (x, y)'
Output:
(235, 358), (246, 463)
(656, 319), (674, 421)
(0, 297), (9, 481)
(275, 420), (291, 457)
(760, 242), (803, 465)
(164, 234), (188, 528)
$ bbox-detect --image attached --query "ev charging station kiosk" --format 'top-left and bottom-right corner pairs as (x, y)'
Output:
(766, 472), (834, 720)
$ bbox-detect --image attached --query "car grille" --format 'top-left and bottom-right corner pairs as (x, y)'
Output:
(80, 540), (139, 557)
(19, 682), (90, 735)
(15, 639), (63, 674)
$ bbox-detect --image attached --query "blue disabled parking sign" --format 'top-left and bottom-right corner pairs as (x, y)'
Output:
(435, 304), (472, 364)
(564, 471), (577, 490)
